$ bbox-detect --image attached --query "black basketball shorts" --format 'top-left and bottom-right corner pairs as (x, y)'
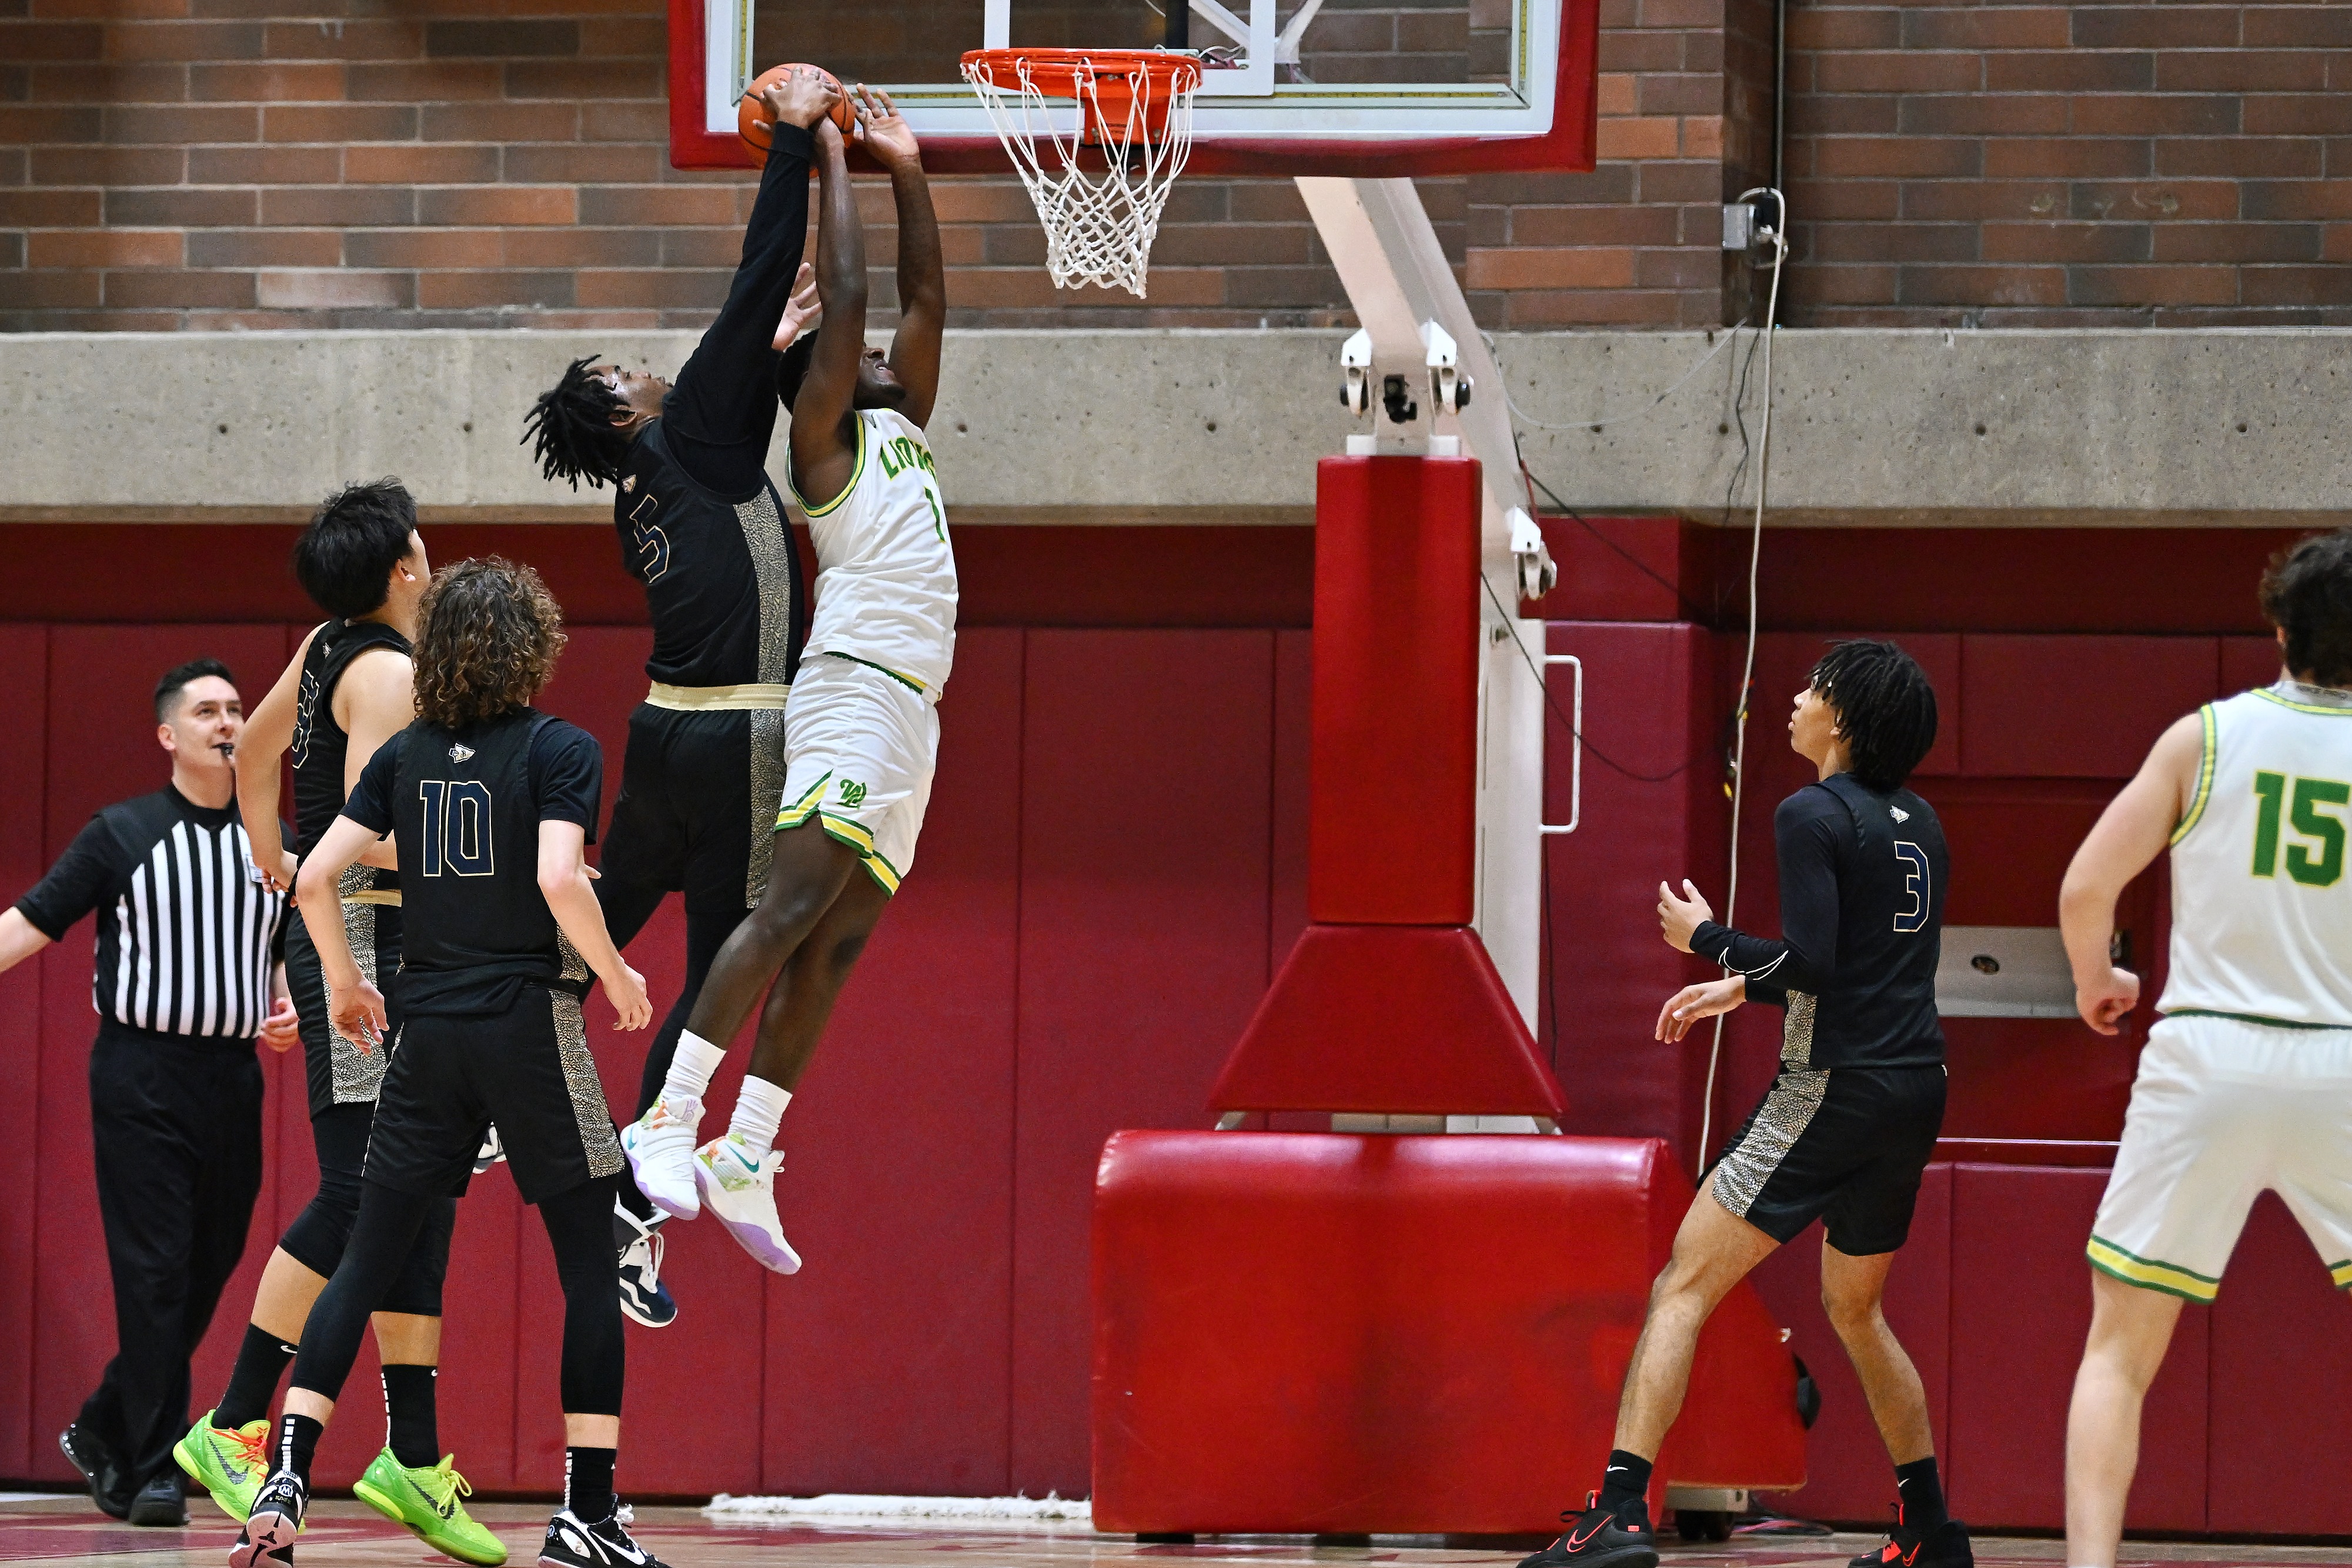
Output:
(1709, 1063), (1947, 1256)
(599, 703), (780, 920)
(364, 983), (626, 1206)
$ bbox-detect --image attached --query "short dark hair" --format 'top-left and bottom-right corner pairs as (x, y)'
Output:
(413, 557), (567, 729)
(2260, 529), (2352, 687)
(775, 331), (818, 413)
(523, 355), (632, 491)
(1809, 638), (1939, 792)
(293, 479), (416, 620)
(155, 658), (236, 723)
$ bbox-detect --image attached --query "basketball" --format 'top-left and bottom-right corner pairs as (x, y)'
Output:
(739, 63), (857, 160)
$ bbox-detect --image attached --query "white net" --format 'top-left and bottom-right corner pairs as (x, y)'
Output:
(961, 51), (1200, 298)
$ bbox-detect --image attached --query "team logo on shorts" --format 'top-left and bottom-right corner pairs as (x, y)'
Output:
(838, 780), (868, 807)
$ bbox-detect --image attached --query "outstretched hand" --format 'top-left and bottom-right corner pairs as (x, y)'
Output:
(1656, 878), (1714, 954)
(1655, 976), (1746, 1042)
(758, 63), (842, 131)
(773, 262), (820, 352)
(851, 83), (920, 169)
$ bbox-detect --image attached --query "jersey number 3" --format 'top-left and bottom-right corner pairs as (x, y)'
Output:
(2251, 771), (2349, 888)
(1893, 841), (1930, 933)
(418, 780), (495, 877)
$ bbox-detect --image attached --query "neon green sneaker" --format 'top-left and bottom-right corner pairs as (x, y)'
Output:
(172, 1409), (270, 1521)
(353, 1449), (508, 1566)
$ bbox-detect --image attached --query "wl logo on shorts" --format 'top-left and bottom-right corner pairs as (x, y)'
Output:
(838, 780), (868, 807)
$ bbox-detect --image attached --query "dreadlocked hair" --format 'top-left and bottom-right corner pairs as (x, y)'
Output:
(1808, 638), (1940, 793)
(413, 557), (568, 731)
(523, 356), (630, 490)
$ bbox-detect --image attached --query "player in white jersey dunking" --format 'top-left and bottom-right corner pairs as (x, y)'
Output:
(2059, 529), (2352, 1566)
(617, 84), (954, 1271)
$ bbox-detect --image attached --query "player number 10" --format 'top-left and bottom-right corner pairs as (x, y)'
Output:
(418, 780), (496, 877)
(2250, 771), (2349, 888)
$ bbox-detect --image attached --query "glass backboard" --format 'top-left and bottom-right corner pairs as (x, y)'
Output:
(667, 0), (1598, 175)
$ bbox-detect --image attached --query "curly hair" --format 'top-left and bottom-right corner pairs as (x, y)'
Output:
(1809, 638), (1939, 793)
(413, 557), (569, 730)
(523, 356), (632, 490)
(2260, 528), (2352, 687)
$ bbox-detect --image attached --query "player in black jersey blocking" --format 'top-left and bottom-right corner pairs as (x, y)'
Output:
(233, 559), (663, 1568)
(522, 64), (842, 1329)
(175, 482), (501, 1565)
(1524, 641), (1965, 1568)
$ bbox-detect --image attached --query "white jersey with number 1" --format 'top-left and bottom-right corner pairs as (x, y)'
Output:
(792, 406), (959, 697)
(2160, 681), (2352, 1028)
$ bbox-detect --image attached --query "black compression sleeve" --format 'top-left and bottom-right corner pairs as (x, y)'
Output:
(1691, 791), (1842, 999)
(662, 122), (817, 500)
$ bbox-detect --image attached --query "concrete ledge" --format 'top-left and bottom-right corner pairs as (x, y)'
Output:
(5, 327), (2347, 520)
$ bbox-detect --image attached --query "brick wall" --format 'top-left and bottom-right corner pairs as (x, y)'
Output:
(1783, 1), (2352, 325)
(0, 0), (1738, 331)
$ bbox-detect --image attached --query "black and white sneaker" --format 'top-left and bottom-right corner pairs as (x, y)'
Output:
(230, 1471), (306, 1568)
(474, 1126), (506, 1175)
(58, 1423), (129, 1520)
(1518, 1497), (1659, 1568)
(614, 1204), (677, 1329)
(540, 1503), (669, 1568)
(1847, 1507), (1972, 1568)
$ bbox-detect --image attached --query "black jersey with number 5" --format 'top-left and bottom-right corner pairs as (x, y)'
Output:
(342, 707), (603, 1016)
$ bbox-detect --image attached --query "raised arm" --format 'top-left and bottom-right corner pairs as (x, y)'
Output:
(662, 66), (838, 499)
(237, 626), (317, 894)
(789, 116), (869, 507)
(2061, 710), (2201, 1035)
(856, 86), (944, 428)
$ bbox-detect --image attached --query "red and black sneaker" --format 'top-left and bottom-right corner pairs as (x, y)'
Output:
(1846, 1506), (1972, 1568)
(1517, 1496), (1659, 1568)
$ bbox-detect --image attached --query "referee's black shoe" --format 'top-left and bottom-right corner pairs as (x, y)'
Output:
(1517, 1496), (1658, 1568)
(127, 1470), (188, 1527)
(58, 1423), (130, 1519)
(1847, 1507), (1972, 1568)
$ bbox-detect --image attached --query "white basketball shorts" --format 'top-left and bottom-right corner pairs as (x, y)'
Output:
(772, 651), (938, 894)
(2089, 1011), (2352, 1301)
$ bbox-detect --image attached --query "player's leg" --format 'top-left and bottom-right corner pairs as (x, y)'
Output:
(180, 1101), (364, 1520)
(694, 874), (890, 1272)
(2066, 1018), (2257, 1568)
(1819, 1068), (1969, 1568)
(351, 1197), (504, 1567)
(240, 1180), (442, 1568)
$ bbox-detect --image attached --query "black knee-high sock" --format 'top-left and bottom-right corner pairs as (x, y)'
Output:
(273, 1414), (323, 1490)
(564, 1447), (616, 1524)
(1895, 1456), (1946, 1528)
(216, 1326), (299, 1429)
(381, 1365), (439, 1469)
(1597, 1449), (1653, 1530)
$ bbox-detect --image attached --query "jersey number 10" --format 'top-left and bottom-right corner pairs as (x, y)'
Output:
(2251, 771), (2349, 888)
(418, 780), (496, 877)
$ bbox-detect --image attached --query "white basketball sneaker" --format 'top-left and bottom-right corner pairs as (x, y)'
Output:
(619, 1096), (702, 1221)
(693, 1134), (802, 1274)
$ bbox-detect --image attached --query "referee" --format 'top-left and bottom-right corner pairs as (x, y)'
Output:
(0, 659), (296, 1525)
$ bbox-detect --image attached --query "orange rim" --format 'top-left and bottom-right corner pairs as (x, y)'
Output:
(960, 49), (1204, 100)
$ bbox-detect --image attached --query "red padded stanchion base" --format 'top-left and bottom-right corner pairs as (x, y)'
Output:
(1208, 924), (1566, 1118)
(1092, 1132), (1806, 1535)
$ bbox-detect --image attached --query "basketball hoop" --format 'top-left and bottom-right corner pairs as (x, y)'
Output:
(960, 49), (1203, 297)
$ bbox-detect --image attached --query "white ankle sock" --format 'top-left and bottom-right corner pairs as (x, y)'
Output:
(660, 1031), (726, 1107)
(727, 1076), (792, 1158)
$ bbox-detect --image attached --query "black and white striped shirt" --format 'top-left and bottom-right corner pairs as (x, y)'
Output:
(15, 787), (288, 1040)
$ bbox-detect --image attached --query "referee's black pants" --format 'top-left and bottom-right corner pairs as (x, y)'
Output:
(79, 1022), (265, 1497)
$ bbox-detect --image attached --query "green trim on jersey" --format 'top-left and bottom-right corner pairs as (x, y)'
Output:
(823, 649), (928, 693)
(2170, 703), (2218, 846)
(2254, 687), (2352, 717)
(790, 410), (867, 517)
(2163, 1006), (2352, 1032)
